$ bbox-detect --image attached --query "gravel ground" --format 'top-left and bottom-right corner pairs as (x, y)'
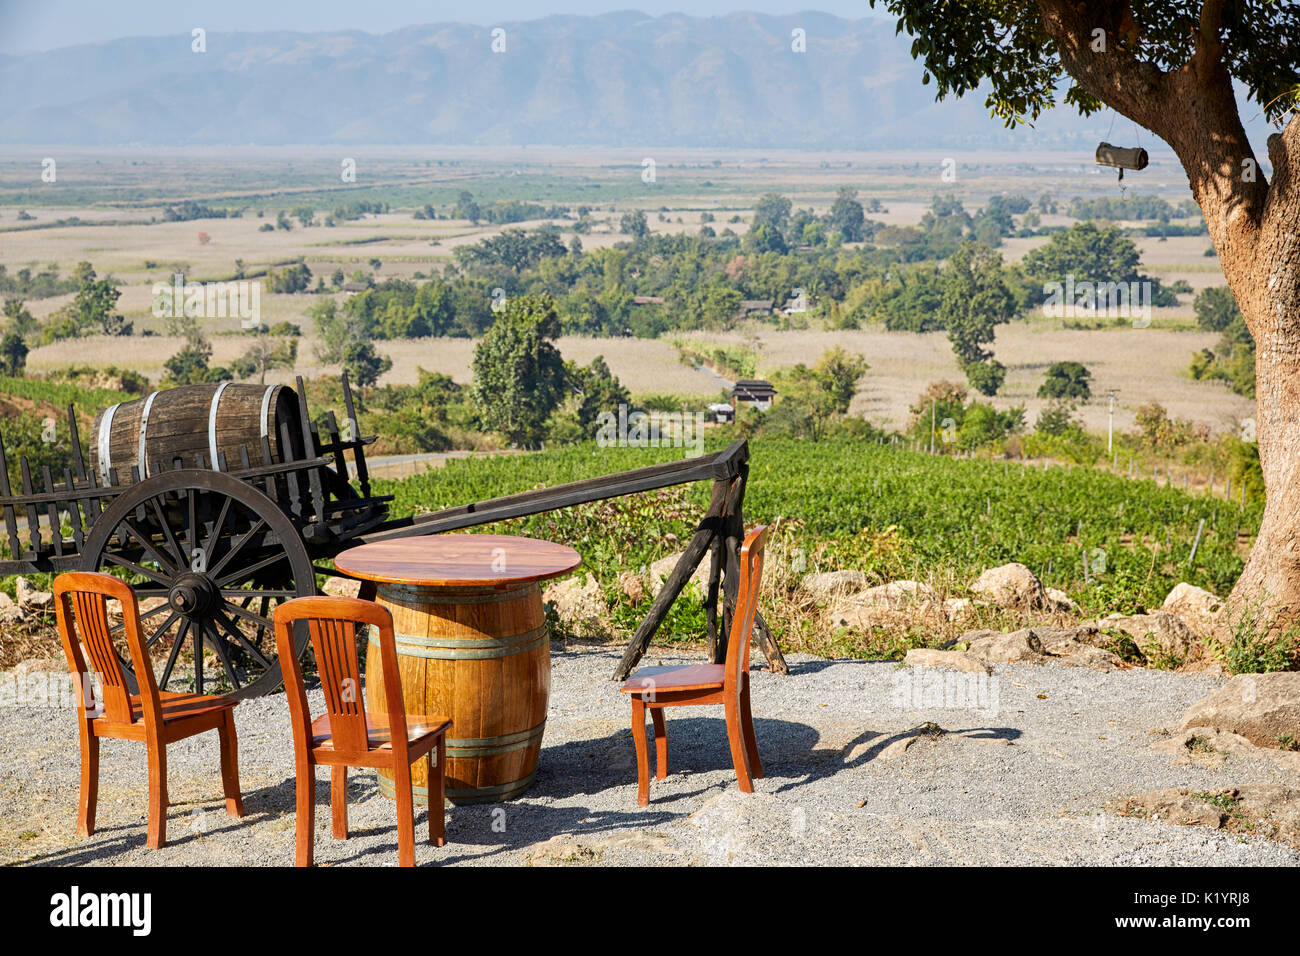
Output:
(2, 645), (1298, 867)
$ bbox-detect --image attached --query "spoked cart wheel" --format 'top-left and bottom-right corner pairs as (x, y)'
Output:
(81, 470), (317, 699)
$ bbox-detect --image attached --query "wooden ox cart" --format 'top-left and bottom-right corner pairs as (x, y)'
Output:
(0, 376), (784, 699)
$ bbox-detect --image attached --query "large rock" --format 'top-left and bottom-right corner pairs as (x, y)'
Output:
(846, 580), (939, 609)
(543, 573), (607, 629)
(1045, 588), (1079, 613)
(1056, 645), (1121, 671)
(903, 648), (992, 675)
(801, 569), (870, 598)
(322, 576), (362, 599)
(1179, 673), (1300, 748)
(826, 604), (914, 632)
(826, 581), (942, 632)
(964, 629), (1044, 663)
(1161, 582), (1224, 638)
(15, 577), (52, 610)
(969, 563), (1045, 610)
(618, 572), (645, 605)
(1030, 625), (1101, 655)
(1100, 611), (1194, 662)
(647, 552), (712, 599)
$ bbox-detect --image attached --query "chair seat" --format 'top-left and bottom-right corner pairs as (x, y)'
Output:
(311, 713), (452, 751)
(620, 663), (725, 694)
(91, 689), (237, 727)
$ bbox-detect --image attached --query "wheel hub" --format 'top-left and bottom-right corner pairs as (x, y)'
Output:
(169, 572), (216, 617)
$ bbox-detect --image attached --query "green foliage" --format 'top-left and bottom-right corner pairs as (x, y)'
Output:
(1213, 598), (1300, 674)
(1038, 361), (1092, 400)
(3, 298), (38, 339)
(1068, 196), (1201, 221)
(232, 334), (298, 383)
(374, 437), (1257, 619)
(265, 261), (312, 293)
(471, 293), (567, 448)
(866, 0), (1299, 126)
(939, 241), (1017, 394)
(163, 342), (230, 386)
(766, 347), (870, 440)
(1194, 286), (1242, 332)
(0, 332), (27, 376)
(343, 342), (392, 387)
(619, 210), (649, 238)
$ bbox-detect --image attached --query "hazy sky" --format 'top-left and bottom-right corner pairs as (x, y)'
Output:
(0, 2), (886, 53)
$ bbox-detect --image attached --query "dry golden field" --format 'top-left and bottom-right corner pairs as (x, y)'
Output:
(2, 146), (1245, 437)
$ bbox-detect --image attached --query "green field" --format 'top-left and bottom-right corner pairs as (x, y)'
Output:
(375, 439), (1259, 648)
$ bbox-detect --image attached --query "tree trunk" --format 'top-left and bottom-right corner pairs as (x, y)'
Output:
(1223, 120), (1300, 620)
(1038, 0), (1300, 627)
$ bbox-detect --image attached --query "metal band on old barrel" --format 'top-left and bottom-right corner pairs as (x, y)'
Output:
(97, 403), (119, 485)
(136, 390), (159, 479)
(376, 582), (535, 605)
(445, 721), (547, 758)
(386, 623), (548, 659)
(208, 380), (231, 470)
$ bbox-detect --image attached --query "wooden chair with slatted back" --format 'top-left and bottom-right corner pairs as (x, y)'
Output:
(53, 571), (244, 849)
(620, 525), (769, 806)
(274, 595), (452, 867)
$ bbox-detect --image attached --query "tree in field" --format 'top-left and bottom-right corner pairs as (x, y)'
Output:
(71, 271), (130, 336)
(0, 331), (28, 376)
(235, 334), (298, 384)
(938, 241), (1017, 395)
(471, 294), (567, 448)
(871, 0), (1300, 622)
(619, 210), (649, 238)
(343, 342), (392, 388)
(826, 187), (867, 242)
(752, 193), (792, 236)
(2, 298), (38, 339)
(1193, 285), (1242, 332)
(1039, 361), (1093, 400)
(770, 347), (869, 441)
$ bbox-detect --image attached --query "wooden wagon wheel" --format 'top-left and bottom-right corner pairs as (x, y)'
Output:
(81, 470), (316, 699)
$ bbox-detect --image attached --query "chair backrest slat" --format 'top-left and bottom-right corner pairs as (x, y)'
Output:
(55, 571), (159, 728)
(309, 617), (368, 752)
(274, 596), (411, 762)
(725, 526), (768, 695)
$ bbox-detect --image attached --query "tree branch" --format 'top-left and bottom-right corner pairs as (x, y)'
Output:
(1036, 0), (1268, 253)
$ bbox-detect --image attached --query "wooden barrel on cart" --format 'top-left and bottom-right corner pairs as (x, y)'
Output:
(364, 581), (551, 804)
(91, 383), (304, 485)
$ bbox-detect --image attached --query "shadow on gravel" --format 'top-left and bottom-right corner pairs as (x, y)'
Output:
(772, 723), (1023, 795)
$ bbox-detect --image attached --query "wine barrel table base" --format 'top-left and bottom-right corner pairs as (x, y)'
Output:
(364, 582), (550, 805)
(336, 534), (581, 805)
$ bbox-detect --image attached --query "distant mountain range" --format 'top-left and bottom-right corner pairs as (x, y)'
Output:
(0, 11), (1189, 149)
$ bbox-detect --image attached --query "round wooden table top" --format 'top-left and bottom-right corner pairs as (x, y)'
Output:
(334, 533), (582, 588)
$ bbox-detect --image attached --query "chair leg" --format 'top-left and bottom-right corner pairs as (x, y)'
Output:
(740, 682), (763, 779)
(295, 762), (315, 868)
(331, 765), (349, 839)
(723, 695), (754, 794)
(650, 707), (669, 780)
(77, 726), (99, 837)
(219, 711), (245, 817)
(393, 761), (416, 867)
(631, 696), (650, 806)
(146, 744), (168, 849)
(428, 738), (446, 847)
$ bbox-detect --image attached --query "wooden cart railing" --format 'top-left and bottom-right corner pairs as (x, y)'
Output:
(357, 439), (787, 680)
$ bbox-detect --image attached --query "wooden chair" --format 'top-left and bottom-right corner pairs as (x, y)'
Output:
(274, 595), (451, 867)
(620, 525), (769, 806)
(53, 571), (244, 849)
